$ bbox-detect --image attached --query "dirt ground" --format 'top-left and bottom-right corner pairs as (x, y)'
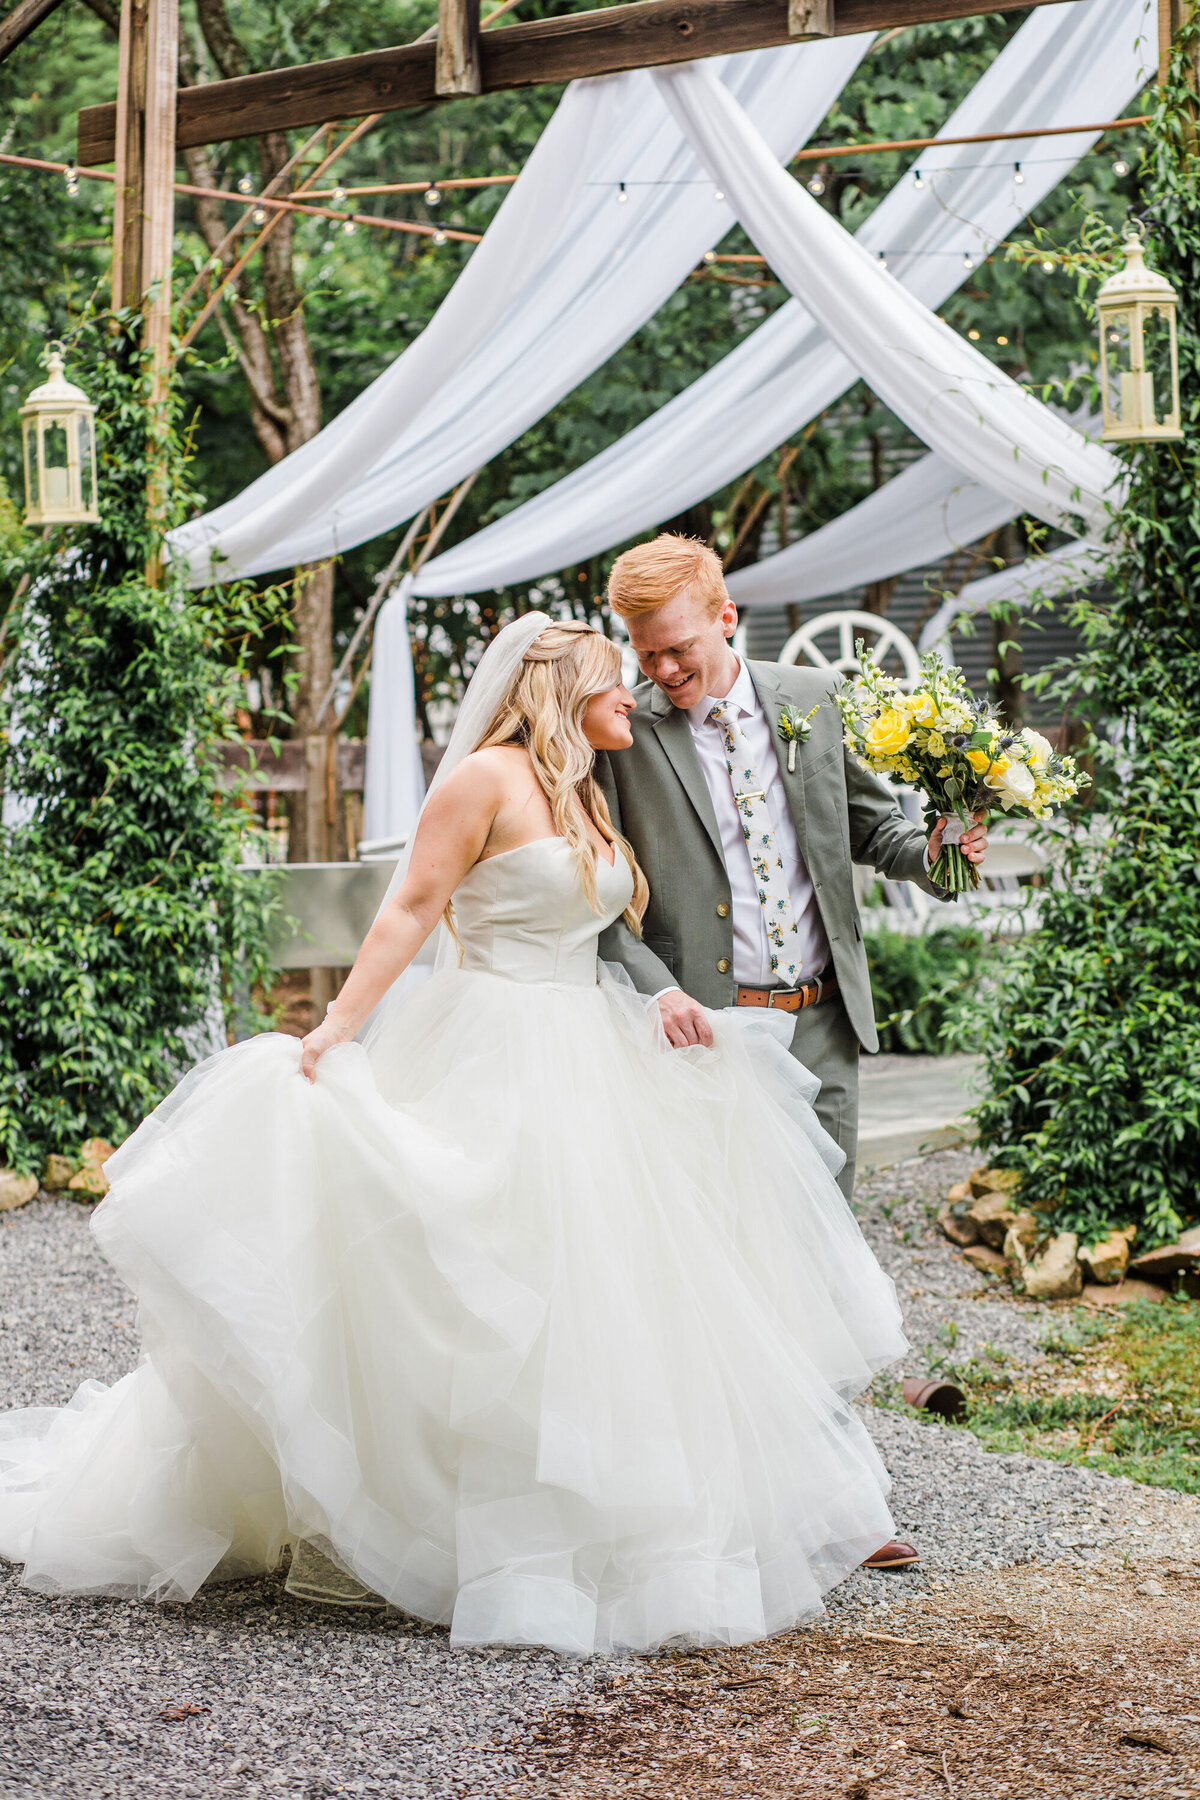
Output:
(503, 1561), (1200, 1800)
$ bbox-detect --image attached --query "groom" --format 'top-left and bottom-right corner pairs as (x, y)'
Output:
(596, 537), (988, 1574)
(596, 533), (989, 1199)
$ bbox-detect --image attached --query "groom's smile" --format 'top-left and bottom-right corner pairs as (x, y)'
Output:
(623, 587), (742, 710)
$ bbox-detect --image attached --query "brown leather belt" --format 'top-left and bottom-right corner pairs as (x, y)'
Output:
(736, 971), (838, 1013)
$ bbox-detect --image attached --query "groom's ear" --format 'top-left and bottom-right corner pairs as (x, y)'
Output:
(720, 597), (738, 640)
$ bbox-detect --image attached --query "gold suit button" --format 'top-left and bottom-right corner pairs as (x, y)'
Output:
(716, 958), (731, 974)
(716, 902), (730, 918)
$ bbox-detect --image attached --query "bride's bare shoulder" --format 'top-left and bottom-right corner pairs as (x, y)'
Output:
(432, 745), (536, 808)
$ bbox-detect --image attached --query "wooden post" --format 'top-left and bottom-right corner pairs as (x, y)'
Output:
(788, 0), (834, 35)
(436, 0), (481, 95)
(111, 0), (149, 311)
(112, 0), (177, 577)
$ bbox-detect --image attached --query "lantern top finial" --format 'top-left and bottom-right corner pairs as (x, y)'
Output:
(1096, 221), (1178, 309)
(21, 343), (94, 414)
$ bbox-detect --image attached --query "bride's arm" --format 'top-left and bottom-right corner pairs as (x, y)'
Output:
(298, 758), (502, 1080)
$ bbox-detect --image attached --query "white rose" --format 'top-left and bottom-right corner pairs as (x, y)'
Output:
(993, 760), (1036, 809)
(1022, 729), (1055, 774)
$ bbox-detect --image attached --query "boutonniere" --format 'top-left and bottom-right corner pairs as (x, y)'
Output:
(777, 703), (819, 773)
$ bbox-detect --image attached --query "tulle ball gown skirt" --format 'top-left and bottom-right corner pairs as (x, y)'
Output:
(0, 964), (907, 1655)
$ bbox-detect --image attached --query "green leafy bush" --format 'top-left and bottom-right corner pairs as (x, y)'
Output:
(961, 37), (1200, 1249)
(0, 317), (283, 1173)
(864, 924), (990, 1054)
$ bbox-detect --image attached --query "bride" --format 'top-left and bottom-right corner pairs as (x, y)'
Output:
(0, 612), (908, 1655)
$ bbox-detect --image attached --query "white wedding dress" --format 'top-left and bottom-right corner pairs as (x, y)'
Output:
(0, 835), (907, 1654)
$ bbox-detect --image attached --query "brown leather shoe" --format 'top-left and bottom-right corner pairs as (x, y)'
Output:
(861, 1538), (920, 1569)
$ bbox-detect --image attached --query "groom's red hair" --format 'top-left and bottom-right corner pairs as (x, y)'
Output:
(607, 533), (728, 621)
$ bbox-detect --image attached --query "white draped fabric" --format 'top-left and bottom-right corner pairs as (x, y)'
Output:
(169, 39), (873, 586)
(361, 577), (425, 844)
(726, 455), (1015, 610)
(917, 538), (1111, 655)
(725, 407), (1101, 610)
(419, 0), (1151, 598)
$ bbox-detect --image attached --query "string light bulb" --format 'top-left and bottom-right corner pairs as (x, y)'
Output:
(252, 206), (267, 224)
(963, 251), (975, 270)
(236, 174), (253, 195)
(64, 161), (79, 197)
(878, 251), (888, 270)
(968, 328), (981, 340)
(424, 184), (442, 207)
(806, 173), (825, 196)
(617, 181), (628, 203)
(702, 250), (717, 264)
(913, 168), (925, 190)
(996, 334), (1009, 345)
(1013, 162), (1025, 185)
(1112, 155), (1130, 177)
(331, 186), (347, 206)
(1041, 257), (1055, 273)
(341, 218), (356, 235)
(432, 228), (448, 246)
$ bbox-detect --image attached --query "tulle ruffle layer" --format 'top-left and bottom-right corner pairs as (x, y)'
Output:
(0, 968), (906, 1653)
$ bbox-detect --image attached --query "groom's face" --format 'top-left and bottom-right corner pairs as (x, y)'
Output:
(625, 590), (740, 710)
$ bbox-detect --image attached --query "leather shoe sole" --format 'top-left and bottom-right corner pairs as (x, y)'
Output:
(861, 1538), (920, 1569)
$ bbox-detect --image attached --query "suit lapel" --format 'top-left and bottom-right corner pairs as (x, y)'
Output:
(649, 685), (726, 865)
(747, 659), (811, 863)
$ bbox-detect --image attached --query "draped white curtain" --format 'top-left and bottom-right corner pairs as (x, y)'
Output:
(917, 538), (1111, 655)
(726, 404), (1102, 610)
(169, 37), (873, 586)
(361, 577), (426, 845)
(418, 0), (1151, 598)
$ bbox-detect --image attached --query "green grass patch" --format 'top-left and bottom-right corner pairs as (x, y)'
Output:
(875, 1297), (1200, 1495)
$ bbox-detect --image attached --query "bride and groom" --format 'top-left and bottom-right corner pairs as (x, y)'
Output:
(0, 534), (987, 1655)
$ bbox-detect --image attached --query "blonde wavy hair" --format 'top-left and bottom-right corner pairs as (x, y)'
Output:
(473, 620), (649, 934)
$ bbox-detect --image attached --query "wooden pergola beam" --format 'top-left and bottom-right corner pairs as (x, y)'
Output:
(437, 0), (481, 96)
(78, 0), (1042, 165)
(0, 0), (68, 65)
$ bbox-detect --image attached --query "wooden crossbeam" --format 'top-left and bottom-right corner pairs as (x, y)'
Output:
(78, 0), (1041, 165)
(0, 0), (68, 65)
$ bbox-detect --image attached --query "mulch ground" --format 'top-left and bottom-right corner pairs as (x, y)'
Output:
(504, 1562), (1200, 1799)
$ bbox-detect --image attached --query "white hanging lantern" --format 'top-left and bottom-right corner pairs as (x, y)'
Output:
(1096, 222), (1182, 443)
(19, 345), (101, 527)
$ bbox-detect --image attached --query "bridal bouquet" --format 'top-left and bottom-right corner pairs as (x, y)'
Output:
(835, 643), (1088, 894)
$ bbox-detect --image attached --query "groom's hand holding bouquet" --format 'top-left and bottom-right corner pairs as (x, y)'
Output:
(836, 643), (1087, 894)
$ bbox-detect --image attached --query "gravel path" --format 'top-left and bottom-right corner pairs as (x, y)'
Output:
(2, 1162), (1198, 1799)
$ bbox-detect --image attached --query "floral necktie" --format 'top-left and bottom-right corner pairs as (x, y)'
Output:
(708, 700), (804, 987)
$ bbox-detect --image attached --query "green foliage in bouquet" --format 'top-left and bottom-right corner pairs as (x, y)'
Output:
(0, 316), (286, 1174)
(836, 642), (1086, 893)
(960, 31), (1200, 1249)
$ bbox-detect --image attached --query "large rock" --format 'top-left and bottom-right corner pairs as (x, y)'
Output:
(0, 1170), (38, 1212)
(1129, 1226), (1200, 1283)
(962, 1243), (1009, 1277)
(41, 1154), (76, 1192)
(1021, 1231), (1083, 1301)
(938, 1204), (981, 1248)
(947, 1180), (973, 1206)
(966, 1191), (1020, 1249)
(1080, 1227), (1136, 1286)
(1081, 1278), (1168, 1309)
(67, 1137), (116, 1201)
(1002, 1211), (1046, 1273)
(968, 1166), (1023, 1200)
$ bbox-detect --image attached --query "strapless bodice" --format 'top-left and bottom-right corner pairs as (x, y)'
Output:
(450, 837), (634, 986)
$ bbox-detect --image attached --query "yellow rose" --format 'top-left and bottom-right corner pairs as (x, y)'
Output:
(907, 691), (937, 724)
(927, 731), (946, 758)
(864, 708), (912, 757)
(966, 747), (1007, 776)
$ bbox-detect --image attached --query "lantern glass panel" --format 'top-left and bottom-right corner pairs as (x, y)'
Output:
(1142, 305), (1175, 427)
(42, 419), (70, 510)
(78, 414), (96, 512)
(1101, 310), (1132, 421)
(23, 421), (39, 511)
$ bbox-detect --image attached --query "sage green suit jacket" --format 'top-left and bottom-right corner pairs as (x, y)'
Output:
(596, 660), (945, 1054)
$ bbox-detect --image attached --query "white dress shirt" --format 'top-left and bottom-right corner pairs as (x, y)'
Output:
(687, 657), (832, 987)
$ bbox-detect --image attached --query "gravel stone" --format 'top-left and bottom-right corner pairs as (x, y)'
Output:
(3, 1160), (1199, 1795)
